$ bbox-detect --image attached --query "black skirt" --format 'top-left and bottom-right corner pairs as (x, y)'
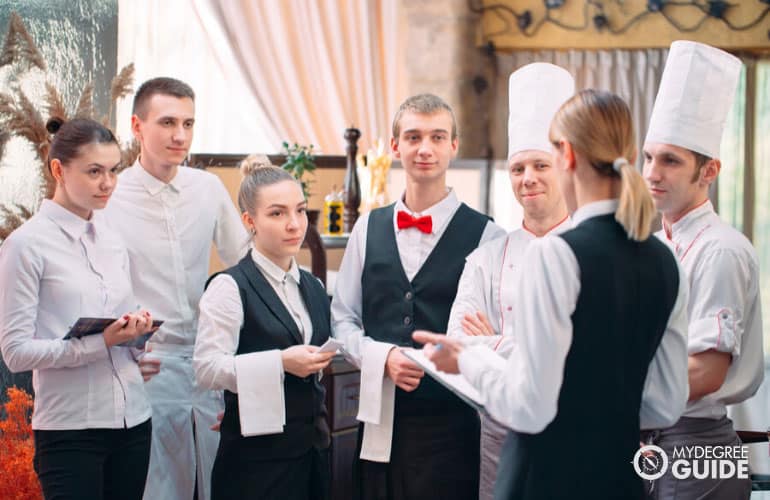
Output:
(212, 445), (330, 500)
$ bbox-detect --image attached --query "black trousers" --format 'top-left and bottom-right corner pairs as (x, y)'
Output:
(354, 398), (481, 500)
(211, 446), (330, 500)
(33, 419), (152, 500)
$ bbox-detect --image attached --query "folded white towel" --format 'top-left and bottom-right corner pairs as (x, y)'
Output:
(357, 340), (397, 462)
(234, 350), (286, 436)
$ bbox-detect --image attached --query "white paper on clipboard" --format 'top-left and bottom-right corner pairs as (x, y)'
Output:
(403, 349), (486, 413)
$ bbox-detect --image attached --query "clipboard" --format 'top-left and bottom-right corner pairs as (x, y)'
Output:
(64, 317), (162, 348)
(403, 349), (486, 413)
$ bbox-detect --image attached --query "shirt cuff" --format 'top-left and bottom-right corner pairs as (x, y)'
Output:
(688, 309), (739, 357)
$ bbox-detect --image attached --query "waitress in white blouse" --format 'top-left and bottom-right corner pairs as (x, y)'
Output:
(194, 155), (335, 500)
(415, 90), (690, 500)
(0, 117), (157, 500)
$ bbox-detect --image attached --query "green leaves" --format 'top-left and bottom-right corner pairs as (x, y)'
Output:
(281, 142), (316, 199)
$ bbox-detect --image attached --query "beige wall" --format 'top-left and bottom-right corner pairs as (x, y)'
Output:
(479, 0), (770, 51)
(399, 0), (495, 158)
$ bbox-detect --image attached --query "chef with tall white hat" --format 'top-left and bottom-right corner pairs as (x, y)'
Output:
(642, 40), (764, 500)
(446, 62), (573, 500)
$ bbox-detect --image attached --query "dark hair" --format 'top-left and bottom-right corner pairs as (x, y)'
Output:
(132, 77), (195, 119)
(46, 117), (118, 171)
(690, 150), (713, 182)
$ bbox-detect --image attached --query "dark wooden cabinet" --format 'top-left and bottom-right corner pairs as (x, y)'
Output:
(322, 355), (360, 500)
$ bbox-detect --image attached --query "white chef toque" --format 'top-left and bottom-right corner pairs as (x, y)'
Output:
(645, 40), (742, 159)
(507, 62), (575, 160)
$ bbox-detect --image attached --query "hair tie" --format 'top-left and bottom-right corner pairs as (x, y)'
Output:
(612, 157), (629, 173)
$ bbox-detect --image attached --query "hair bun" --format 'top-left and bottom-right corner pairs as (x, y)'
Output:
(239, 154), (275, 176)
(46, 117), (65, 135)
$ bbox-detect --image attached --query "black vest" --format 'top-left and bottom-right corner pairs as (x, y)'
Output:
(362, 202), (489, 403)
(495, 215), (680, 500)
(213, 252), (330, 460)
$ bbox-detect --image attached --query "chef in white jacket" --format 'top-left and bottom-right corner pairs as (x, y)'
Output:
(642, 40), (765, 500)
(445, 62), (573, 500)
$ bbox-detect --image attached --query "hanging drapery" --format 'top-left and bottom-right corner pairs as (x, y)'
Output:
(207, 0), (406, 154)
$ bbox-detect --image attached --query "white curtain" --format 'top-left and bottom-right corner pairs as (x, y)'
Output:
(207, 0), (406, 154)
(116, 0), (278, 154)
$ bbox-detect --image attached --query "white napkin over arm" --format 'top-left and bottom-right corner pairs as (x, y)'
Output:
(356, 339), (397, 462)
(234, 350), (286, 437)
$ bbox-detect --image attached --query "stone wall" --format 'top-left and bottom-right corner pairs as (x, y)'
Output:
(399, 0), (498, 158)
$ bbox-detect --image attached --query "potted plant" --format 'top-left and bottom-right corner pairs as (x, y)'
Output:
(280, 141), (316, 200)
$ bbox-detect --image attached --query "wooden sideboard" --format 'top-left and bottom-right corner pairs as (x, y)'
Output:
(322, 355), (361, 500)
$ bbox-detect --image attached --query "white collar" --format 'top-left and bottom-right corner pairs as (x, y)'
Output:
(663, 199), (714, 241)
(132, 159), (183, 196)
(250, 246), (301, 285)
(571, 199), (619, 227)
(39, 199), (99, 241)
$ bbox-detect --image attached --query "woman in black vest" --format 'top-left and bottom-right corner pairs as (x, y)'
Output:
(415, 90), (689, 499)
(193, 155), (335, 500)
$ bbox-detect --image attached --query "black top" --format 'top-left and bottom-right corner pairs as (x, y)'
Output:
(212, 252), (331, 460)
(495, 214), (680, 500)
(361, 202), (489, 404)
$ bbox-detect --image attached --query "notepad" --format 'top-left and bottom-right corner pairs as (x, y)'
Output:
(64, 317), (162, 348)
(403, 349), (485, 413)
(318, 338), (346, 353)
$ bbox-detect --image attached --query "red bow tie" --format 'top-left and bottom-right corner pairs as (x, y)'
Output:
(397, 210), (432, 234)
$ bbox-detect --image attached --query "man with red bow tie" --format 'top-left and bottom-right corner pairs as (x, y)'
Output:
(331, 94), (504, 500)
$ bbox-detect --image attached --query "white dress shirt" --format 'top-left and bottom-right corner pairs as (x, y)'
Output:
(659, 200), (764, 419)
(104, 161), (248, 346)
(194, 248), (312, 393)
(458, 200), (690, 433)
(447, 217), (571, 356)
(331, 189), (505, 365)
(0, 200), (151, 430)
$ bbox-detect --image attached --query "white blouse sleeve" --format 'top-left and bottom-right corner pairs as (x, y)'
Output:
(0, 235), (108, 372)
(447, 249), (499, 339)
(458, 236), (579, 433)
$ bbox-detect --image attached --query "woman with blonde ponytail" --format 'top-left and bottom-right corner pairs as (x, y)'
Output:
(414, 89), (690, 500)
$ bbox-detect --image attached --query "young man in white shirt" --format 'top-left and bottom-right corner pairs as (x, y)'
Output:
(332, 94), (504, 500)
(105, 77), (248, 500)
(446, 62), (573, 500)
(642, 41), (764, 500)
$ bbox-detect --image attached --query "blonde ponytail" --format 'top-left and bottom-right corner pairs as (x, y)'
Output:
(613, 158), (655, 241)
(550, 90), (654, 241)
